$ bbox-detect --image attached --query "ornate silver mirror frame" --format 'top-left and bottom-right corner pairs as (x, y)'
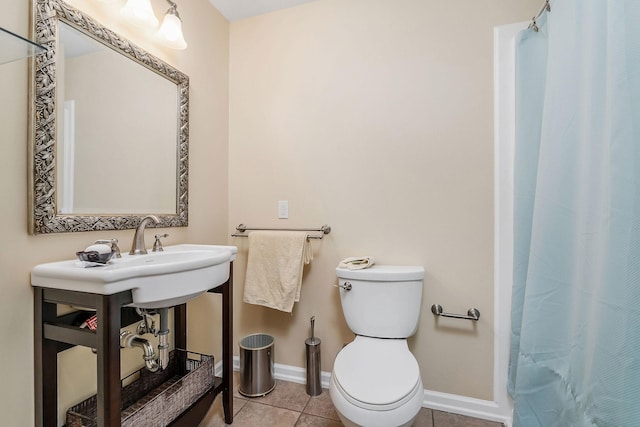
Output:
(29, 0), (189, 234)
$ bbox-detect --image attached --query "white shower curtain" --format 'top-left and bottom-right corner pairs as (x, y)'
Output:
(508, 1), (640, 426)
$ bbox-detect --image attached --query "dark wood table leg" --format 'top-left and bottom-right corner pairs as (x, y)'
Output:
(96, 294), (123, 427)
(174, 304), (187, 350)
(34, 288), (58, 427)
(222, 267), (234, 424)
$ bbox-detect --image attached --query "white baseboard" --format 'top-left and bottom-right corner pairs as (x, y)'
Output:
(222, 356), (332, 388)
(423, 389), (511, 426)
(218, 357), (511, 426)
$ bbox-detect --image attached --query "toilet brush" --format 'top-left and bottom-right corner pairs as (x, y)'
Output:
(305, 316), (322, 396)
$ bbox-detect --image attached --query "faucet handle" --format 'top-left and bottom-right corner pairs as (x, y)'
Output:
(153, 234), (169, 252)
(95, 238), (121, 258)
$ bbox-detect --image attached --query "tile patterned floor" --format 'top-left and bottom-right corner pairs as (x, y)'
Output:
(199, 373), (504, 427)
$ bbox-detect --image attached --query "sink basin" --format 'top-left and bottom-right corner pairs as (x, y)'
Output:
(31, 244), (238, 308)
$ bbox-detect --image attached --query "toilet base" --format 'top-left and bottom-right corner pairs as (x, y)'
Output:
(329, 374), (423, 427)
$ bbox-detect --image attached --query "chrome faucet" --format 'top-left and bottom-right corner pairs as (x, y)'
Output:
(130, 215), (160, 255)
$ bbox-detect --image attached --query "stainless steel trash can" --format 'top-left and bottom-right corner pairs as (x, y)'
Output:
(239, 333), (275, 397)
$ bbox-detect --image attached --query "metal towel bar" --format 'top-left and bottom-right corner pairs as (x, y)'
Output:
(231, 224), (331, 240)
(431, 304), (480, 321)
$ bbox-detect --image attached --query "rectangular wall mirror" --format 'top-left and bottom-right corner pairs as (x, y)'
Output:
(29, 0), (189, 234)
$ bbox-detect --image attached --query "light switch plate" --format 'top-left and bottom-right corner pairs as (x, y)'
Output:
(278, 200), (289, 219)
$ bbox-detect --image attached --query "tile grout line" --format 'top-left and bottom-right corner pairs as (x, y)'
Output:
(292, 407), (303, 426)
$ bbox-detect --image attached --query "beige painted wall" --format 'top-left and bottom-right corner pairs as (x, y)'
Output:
(228, 0), (537, 401)
(0, 0), (228, 425)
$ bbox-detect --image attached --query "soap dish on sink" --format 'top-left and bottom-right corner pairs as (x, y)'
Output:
(75, 250), (114, 264)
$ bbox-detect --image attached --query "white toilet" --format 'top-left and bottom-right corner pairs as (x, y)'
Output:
(329, 265), (425, 427)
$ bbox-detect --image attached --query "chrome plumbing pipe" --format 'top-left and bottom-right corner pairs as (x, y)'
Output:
(120, 331), (160, 372)
(157, 308), (170, 370)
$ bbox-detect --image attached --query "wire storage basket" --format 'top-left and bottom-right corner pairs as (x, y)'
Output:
(66, 349), (214, 427)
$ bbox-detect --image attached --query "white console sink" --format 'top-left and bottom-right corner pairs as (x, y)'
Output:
(31, 244), (238, 308)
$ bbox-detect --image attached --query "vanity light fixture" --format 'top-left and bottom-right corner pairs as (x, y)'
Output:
(156, 0), (187, 50)
(121, 0), (159, 29)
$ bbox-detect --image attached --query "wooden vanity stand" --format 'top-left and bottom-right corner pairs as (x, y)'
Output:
(34, 265), (234, 427)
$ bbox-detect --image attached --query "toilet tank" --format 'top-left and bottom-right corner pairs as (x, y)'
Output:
(336, 265), (424, 339)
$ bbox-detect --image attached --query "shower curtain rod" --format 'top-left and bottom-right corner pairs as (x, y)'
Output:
(529, 0), (551, 32)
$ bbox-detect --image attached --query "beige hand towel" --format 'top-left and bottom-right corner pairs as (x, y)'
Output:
(243, 231), (312, 313)
(338, 256), (375, 270)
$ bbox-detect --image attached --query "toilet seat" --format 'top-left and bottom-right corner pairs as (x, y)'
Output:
(332, 336), (421, 411)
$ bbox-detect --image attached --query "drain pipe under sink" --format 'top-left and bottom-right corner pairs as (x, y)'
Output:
(120, 330), (160, 372)
(157, 307), (170, 370)
(120, 307), (171, 372)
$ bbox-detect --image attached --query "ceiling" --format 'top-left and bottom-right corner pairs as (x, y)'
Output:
(208, 0), (318, 21)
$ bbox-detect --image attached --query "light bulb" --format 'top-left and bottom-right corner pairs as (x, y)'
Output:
(157, 11), (187, 49)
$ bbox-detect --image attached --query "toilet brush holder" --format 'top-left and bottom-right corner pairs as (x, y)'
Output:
(305, 316), (322, 396)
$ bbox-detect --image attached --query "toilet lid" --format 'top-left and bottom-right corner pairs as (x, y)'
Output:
(336, 265), (424, 281)
(333, 337), (420, 407)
